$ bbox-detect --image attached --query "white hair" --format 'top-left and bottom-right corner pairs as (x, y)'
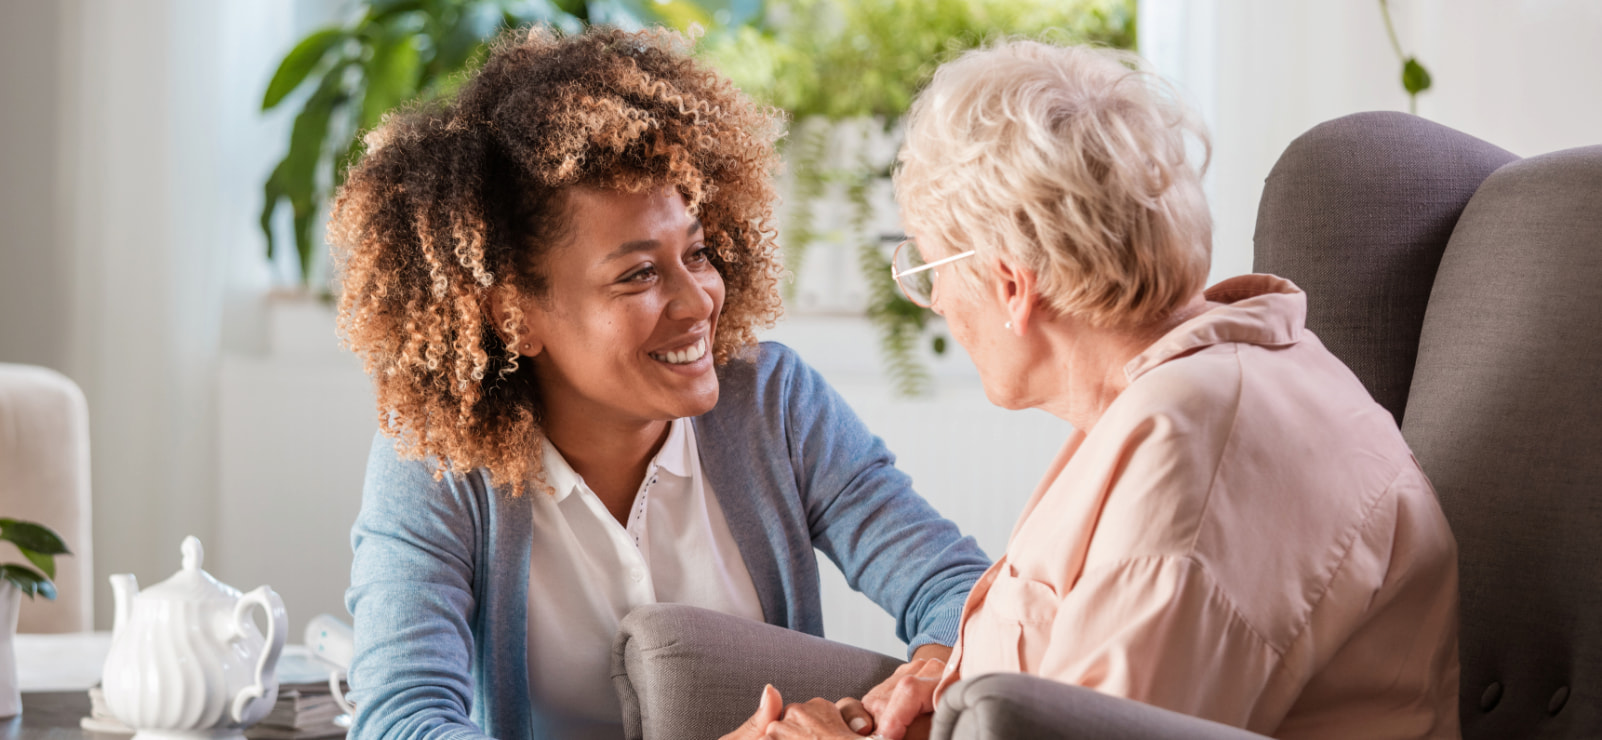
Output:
(896, 41), (1212, 328)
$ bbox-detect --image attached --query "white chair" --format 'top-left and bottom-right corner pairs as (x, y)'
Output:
(0, 364), (93, 633)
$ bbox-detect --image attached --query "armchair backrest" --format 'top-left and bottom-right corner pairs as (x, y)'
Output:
(1403, 144), (1602, 739)
(1255, 111), (1602, 738)
(1253, 111), (1517, 424)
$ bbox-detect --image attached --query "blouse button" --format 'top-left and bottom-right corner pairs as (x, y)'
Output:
(1548, 685), (1570, 715)
(1479, 682), (1502, 711)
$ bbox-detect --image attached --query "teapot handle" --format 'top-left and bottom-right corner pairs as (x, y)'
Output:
(229, 586), (288, 724)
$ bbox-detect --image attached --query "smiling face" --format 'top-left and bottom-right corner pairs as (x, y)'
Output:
(510, 185), (725, 433)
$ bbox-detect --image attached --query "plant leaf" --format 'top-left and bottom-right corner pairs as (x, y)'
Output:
(644, 0), (716, 31)
(682, 0), (765, 29)
(293, 199), (318, 287)
(551, 0), (590, 19)
(0, 564), (55, 601)
(362, 31), (424, 131)
(286, 76), (342, 190)
(277, 69), (344, 286)
(367, 0), (425, 19)
(262, 27), (349, 110)
(0, 519), (70, 556)
(21, 548), (53, 580)
(260, 160), (289, 260)
(1402, 57), (1432, 96)
(434, 1), (503, 74)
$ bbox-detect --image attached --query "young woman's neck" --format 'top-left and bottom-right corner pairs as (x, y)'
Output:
(541, 409), (671, 525)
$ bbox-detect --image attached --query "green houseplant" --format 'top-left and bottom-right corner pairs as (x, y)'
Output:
(0, 518), (69, 601)
(701, 0), (1137, 394)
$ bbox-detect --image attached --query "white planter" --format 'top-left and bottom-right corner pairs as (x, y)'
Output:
(0, 582), (21, 718)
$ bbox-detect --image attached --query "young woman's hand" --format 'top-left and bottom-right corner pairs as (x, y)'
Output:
(720, 685), (784, 740)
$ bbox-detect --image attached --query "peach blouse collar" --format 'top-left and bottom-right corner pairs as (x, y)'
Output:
(1123, 274), (1307, 383)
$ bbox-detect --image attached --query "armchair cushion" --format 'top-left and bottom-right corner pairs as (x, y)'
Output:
(932, 674), (1267, 740)
(611, 604), (902, 740)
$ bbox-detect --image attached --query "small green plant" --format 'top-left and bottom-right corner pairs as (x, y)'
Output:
(1378, 0), (1432, 114)
(0, 518), (70, 600)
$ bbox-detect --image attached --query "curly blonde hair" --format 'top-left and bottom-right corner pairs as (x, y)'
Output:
(896, 41), (1211, 329)
(328, 26), (785, 495)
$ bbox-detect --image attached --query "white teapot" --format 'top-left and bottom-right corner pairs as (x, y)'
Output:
(102, 536), (287, 740)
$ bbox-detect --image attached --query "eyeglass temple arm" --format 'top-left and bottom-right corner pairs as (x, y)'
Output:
(892, 249), (977, 278)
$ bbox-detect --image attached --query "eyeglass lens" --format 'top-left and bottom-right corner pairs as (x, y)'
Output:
(894, 240), (934, 306)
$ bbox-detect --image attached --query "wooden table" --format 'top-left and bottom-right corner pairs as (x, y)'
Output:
(0, 692), (108, 740)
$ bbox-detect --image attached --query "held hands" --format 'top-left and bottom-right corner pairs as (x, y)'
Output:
(717, 685), (863, 740)
(719, 656), (946, 740)
(850, 657), (945, 740)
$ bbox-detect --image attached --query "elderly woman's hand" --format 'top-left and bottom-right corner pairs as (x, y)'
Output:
(837, 657), (944, 740)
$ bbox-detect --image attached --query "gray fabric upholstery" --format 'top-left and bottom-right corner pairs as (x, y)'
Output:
(611, 604), (902, 740)
(932, 674), (1265, 740)
(1253, 111), (1517, 423)
(1402, 145), (1602, 739)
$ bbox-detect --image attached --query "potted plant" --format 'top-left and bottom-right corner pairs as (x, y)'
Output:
(0, 518), (70, 717)
(700, 0), (1137, 394)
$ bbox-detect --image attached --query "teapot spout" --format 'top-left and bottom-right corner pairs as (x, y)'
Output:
(109, 574), (138, 638)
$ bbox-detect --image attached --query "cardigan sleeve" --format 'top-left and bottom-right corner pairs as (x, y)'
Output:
(345, 432), (492, 740)
(774, 345), (992, 654)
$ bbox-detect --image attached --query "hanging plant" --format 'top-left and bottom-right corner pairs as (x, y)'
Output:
(1378, 0), (1432, 115)
(701, 0), (1137, 395)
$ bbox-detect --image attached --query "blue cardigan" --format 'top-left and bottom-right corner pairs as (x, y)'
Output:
(346, 342), (991, 740)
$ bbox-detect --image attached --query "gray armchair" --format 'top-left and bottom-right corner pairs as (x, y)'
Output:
(611, 112), (1602, 739)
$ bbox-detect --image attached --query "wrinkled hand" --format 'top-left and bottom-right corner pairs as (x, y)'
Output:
(760, 697), (862, 740)
(841, 657), (944, 740)
(719, 684), (784, 740)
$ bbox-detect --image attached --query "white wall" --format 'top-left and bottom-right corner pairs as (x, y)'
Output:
(1141, 0), (1602, 287)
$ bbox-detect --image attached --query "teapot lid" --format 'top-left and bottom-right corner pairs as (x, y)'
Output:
(141, 536), (241, 601)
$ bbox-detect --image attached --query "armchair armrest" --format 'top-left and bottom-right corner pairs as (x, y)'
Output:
(612, 604), (904, 740)
(932, 674), (1269, 740)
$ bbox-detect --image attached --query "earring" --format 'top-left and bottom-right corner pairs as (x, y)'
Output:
(1004, 321), (1013, 330)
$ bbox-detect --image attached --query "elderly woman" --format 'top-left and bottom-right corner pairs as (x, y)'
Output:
(329, 27), (988, 740)
(742, 41), (1460, 740)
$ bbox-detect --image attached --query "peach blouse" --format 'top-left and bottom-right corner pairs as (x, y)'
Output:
(937, 275), (1460, 739)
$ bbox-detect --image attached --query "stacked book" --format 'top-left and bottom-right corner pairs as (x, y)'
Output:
(245, 675), (350, 740)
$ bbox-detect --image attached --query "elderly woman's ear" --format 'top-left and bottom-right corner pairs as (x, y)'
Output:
(989, 257), (1039, 336)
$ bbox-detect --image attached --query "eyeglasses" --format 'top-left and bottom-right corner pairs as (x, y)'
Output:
(891, 238), (976, 308)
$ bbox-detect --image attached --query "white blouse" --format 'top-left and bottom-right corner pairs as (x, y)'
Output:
(525, 417), (765, 739)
